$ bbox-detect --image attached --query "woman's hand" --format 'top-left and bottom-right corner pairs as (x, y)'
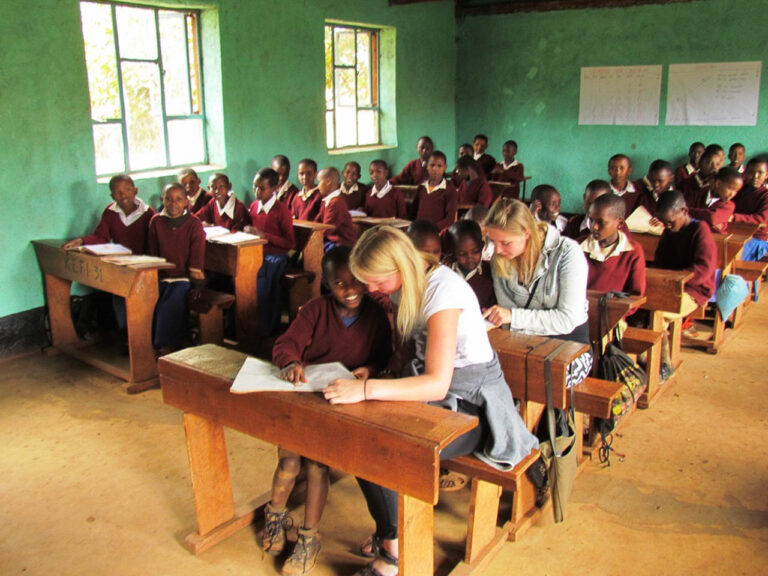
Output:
(280, 362), (306, 386)
(323, 378), (365, 404)
(483, 305), (512, 327)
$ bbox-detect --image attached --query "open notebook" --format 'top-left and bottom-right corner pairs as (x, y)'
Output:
(231, 357), (354, 393)
(625, 205), (663, 236)
(68, 243), (131, 256)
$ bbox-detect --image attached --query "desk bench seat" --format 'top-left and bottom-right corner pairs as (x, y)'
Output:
(190, 289), (236, 346)
(573, 377), (625, 420)
(281, 270), (316, 322)
(622, 327), (663, 409)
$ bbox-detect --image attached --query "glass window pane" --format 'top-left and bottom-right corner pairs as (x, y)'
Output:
(92, 124), (125, 175)
(356, 32), (371, 107)
(167, 119), (204, 166)
(325, 26), (333, 110)
(358, 110), (378, 146)
(80, 2), (121, 121)
(186, 15), (203, 115)
(115, 5), (157, 60)
(335, 107), (357, 148)
(159, 11), (191, 116)
(335, 68), (356, 107)
(326, 111), (335, 149)
(333, 27), (355, 66)
(121, 62), (166, 170)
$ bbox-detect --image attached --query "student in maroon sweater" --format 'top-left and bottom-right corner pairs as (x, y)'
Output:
(412, 150), (458, 232)
(680, 149), (723, 210)
(582, 193), (645, 297)
(340, 161), (369, 211)
(608, 153), (641, 215)
(272, 155), (299, 209)
(365, 160), (408, 219)
(148, 184), (206, 352)
(407, 219), (443, 261)
(178, 168), (211, 214)
(315, 166), (357, 250)
(246, 167), (295, 336)
(689, 166), (742, 234)
(390, 136), (433, 186)
(675, 142), (705, 189)
(454, 156), (492, 207)
(489, 140), (525, 199)
(634, 160), (675, 215)
(265, 247), (391, 572)
(472, 134), (496, 179)
(447, 220), (496, 310)
(194, 173), (249, 231)
(728, 143), (746, 174)
(733, 156), (768, 261)
(291, 159), (322, 221)
(563, 179), (612, 243)
(529, 184), (567, 232)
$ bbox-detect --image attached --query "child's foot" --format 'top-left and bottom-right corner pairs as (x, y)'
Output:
(354, 548), (398, 576)
(282, 528), (321, 576)
(262, 504), (292, 556)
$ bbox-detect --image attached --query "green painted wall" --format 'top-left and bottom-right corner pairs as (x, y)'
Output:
(455, 0), (768, 212)
(0, 0), (456, 319)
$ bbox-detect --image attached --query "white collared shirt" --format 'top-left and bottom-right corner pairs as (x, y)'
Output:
(341, 183), (359, 195)
(473, 152), (484, 161)
(705, 193), (719, 208)
(371, 181), (392, 199)
(580, 230), (634, 263)
(580, 215), (592, 232)
(684, 163), (696, 176)
(188, 189), (205, 208)
(297, 187), (316, 202)
(258, 194), (278, 215)
(423, 178), (447, 194)
(322, 189), (342, 206)
(610, 181), (636, 197)
(108, 197), (149, 227)
(451, 261), (484, 282)
(502, 160), (519, 170)
(277, 180), (295, 200)
(535, 212), (568, 232)
(217, 193), (236, 220)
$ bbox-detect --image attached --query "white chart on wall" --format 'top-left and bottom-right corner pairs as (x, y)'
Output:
(666, 61), (762, 126)
(578, 65), (662, 126)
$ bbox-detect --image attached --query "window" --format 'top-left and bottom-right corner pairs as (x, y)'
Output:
(325, 23), (381, 150)
(79, 1), (207, 176)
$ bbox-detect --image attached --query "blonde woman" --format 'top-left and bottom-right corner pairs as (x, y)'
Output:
(482, 197), (592, 383)
(323, 226), (537, 576)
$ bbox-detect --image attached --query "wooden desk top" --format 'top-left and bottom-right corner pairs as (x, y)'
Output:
(727, 221), (761, 238)
(587, 290), (646, 342)
(353, 216), (411, 229)
(159, 344), (477, 504)
(641, 268), (694, 313)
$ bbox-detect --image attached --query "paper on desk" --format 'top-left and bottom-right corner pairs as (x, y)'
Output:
(204, 226), (232, 239)
(625, 205), (663, 236)
(349, 209), (367, 218)
(211, 231), (261, 244)
(230, 357), (355, 393)
(71, 243), (132, 256)
(101, 254), (168, 266)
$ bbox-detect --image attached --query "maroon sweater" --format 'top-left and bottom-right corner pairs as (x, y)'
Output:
(490, 162), (525, 185)
(733, 185), (768, 240)
(654, 220), (717, 307)
(341, 183), (369, 211)
(413, 181), (458, 231)
(457, 176), (492, 207)
(248, 198), (295, 254)
(316, 195), (357, 247)
(272, 294), (392, 372)
(148, 213), (206, 280)
(194, 196), (249, 231)
(689, 199), (735, 234)
(390, 158), (427, 186)
(291, 190), (322, 221)
(474, 154), (496, 179)
(680, 175), (713, 210)
(189, 190), (212, 214)
(674, 163), (696, 189)
(83, 203), (155, 255)
(585, 239), (646, 296)
(457, 262), (496, 310)
(563, 214), (589, 243)
(277, 183), (299, 210)
(365, 187), (408, 219)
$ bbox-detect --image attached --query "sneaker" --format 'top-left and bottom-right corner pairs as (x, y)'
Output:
(262, 504), (292, 556)
(659, 363), (674, 383)
(282, 528), (321, 576)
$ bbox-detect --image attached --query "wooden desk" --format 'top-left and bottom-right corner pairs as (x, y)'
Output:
(641, 268), (694, 369)
(586, 290), (646, 344)
(726, 221), (761, 239)
(204, 238), (266, 352)
(632, 232), (661, 262)
(293, 220), (334, 299)
(32, 239), (174, 393)
(159, 344), (477, 574)
(353, 216), (411, 235)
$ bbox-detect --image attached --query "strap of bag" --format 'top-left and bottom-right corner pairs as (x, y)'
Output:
(544, 341), (572, 457)
(523, 278), (542, 310)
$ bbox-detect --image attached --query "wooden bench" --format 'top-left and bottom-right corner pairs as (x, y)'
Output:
(292, 220), (334, 300)
(189, 288), (235, 345)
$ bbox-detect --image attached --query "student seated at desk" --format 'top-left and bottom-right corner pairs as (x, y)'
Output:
(705, 143), (726, 167)
(728, 143), (746, 174)
(322, 227), (538, 576)
(733, 155), (768, 261)
(472, 133), (496, 179)
(292, 159), (322, 221)
(680, 149), (722, 210)
(194, 173), (249, 231)
(675, 141), (705, 189)
(457, 142), (473, 159)
(653, 190), (717, 377)
(407, 219), (443, 261)
(389, 136), (432, 186)
(267, 247), (392, 575)
(340, 161), (368, 211)
(563, 179), (611, 243)
(529, 184), (567, 232)
(489, 139), (525, 199)
(608, 153), (640, 215)
(178, 168), (211, 214)
(272, 154), (299, 208)
(148, 184), (206, 354)
(315, 167), (357, 251)
(365, 160), (408, 219)
(634, 160), (675, 214)
(454, 156), (492, 207)
(447, 220), (496, 310)
(246, 167), (295, 337)
(463, 204), (494, 261)
(412, 151), (458, 232)
(689, 166), (742, 234)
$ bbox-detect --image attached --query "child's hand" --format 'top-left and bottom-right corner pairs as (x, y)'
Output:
(244, 225), (264, 236)
(352, 366), (371, 381)
(649, 217), (662, 227)
(529, 200), (541, 215)
(323, 378), (365, 405)
(62, 238), (84, 250)
(280, 362), (306, 386)
(483, 305), (512, 327)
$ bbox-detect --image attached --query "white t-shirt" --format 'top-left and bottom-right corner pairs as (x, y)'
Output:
(396, 265), (493, 368)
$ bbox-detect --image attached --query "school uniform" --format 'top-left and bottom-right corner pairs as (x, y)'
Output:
(680, 173), (712, 210)
(611, 180), (640, 215)
(291, 187), (322, 221)
(732, 184), (768, 260)
(473, 152), (496, 179)
(413, 178), (458, 231)
(635, 184), (674, 215)
(82, 198), (154, 255)
(674, 162), (696, 189)
(272, 294), (391, 373)
(654, 219), (717, 307)
(457, 175), (493, 207)
(340, 182), (368, 212)
(490, 160), (524, 198)
(148, 211), (206, 348)
(187, 188), (212, 214)
(364, 182), (408, 219)
(563, 214), (590, 243)
(389, 158), (426, 186)
(535, 212), (568, 233)
(582, 231), (646, 296)
(452, 261), (496, 309)
(276, 180), (299, 209)
(689, 198), (735, 234)
(316, 189), (357, 249)
(194, 193), (249, 231)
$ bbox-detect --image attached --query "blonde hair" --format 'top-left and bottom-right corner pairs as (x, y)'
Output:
(484, 198), (548, 285)
(350, 226), (427, 339)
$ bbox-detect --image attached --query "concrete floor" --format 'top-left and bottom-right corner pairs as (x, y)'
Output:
(2, 304), (768, 576)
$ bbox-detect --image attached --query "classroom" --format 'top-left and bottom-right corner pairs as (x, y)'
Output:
(2, 0), (768, 574)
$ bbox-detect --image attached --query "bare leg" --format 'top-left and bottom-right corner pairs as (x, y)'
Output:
(271, 456), (301, 510)
(303, 461), (329, 529)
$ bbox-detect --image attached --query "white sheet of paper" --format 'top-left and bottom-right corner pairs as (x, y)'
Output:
(230, 357), (355, 394)
(212, 231), (261, 244)
(204, 226), (232, 239)
(625, 205), (663, 236)
(578, 65), (662, 126)
(101, 254), (167, 266)
(349, 209), (367, 218)
(73, 243), (132, 256)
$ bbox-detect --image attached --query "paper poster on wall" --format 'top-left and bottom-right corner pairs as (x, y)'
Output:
(666, 61), (762, 126)
(578, 65), (662, 126)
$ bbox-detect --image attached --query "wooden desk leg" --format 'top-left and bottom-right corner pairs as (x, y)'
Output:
(669, 318), (682, 367)
(639, 339), (661, 409)
(465, 479), (502, 564)
(44, 274), (78, 346)
(124, 274), (160, 393)
(399, 494), (433, 576)
(234, 251), (260, 352)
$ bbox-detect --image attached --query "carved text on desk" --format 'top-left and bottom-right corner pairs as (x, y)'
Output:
(64, 255), (104, 284)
